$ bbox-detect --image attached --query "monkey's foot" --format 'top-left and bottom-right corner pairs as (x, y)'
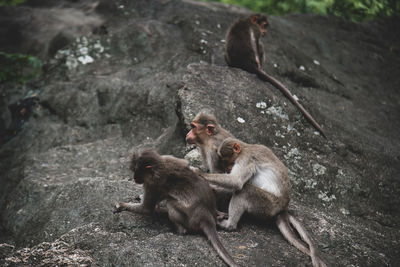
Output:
(217, 219), (237, 231)
(175, 224), (188, 235)
(216, 210), (228, 220)
(113, 202), (126, 214)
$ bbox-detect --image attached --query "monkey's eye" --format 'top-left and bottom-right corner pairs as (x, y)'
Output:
(190, 123), (196, 129)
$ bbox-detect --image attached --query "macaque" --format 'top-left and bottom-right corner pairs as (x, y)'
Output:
(225, 14), (326, 138)
(203, 138), (327, 267)
(186, 112), (233, 173)
(113, 149), (238, 267)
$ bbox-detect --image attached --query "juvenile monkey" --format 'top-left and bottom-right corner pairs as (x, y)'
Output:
(203, 138), (327, 267)
(113, 149), (238, 267)
(186, 112), (233, 173)
(225, 14), (326, 138)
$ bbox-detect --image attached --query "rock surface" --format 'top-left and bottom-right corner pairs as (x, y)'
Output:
(0, 0), (399, 266)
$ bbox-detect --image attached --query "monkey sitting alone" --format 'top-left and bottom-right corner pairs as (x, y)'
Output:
(113, 149), (238, 267)
(225, 14), (326, 138)
(202, 138), (327, 267)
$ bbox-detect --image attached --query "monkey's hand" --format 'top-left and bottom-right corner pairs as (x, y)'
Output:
(113, 202), (126, 214)
(216, 210), (228, 220)
(190, 166), (204, 175)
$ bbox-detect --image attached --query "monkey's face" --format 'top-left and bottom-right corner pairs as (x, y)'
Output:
(251, 14), (269, 36)
(258, 17), (269, 36)
(186, 121), (214, 145)
(130, 149), (160, 184)
(221, 158), (235, 173)
(219, 149), (239, 173)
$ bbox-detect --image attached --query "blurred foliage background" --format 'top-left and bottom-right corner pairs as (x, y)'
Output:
(201, 0), (400, 21)
(0, 0), (43, 84)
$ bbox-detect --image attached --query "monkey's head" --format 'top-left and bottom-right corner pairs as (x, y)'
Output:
(217, 138), (242, 173)
(130, 149), (163, 184)
(250, 14), (269, 36)
(186, 112), (219, 145)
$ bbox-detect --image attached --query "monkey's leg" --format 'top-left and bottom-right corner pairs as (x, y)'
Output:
(218, 194), (246, 231)
(166, 201), (188, 234)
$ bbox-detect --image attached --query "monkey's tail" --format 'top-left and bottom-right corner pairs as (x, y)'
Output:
(276, 211), (327, 267)
(200, 221), (239, 267)
(255, 69), (327, 138)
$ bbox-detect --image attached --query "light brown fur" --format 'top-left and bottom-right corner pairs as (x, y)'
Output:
(186, 112), (233, 173)
(203, 138), (327, 267)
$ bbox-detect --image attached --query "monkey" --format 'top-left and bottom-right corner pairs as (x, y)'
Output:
(225, 14), (326, 138)
(113, 149), (238, 267)
(202, 138), (327, 267)
(186, 111), (233, 173)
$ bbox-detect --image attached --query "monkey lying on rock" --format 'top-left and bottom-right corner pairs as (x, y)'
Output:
(113, 149), (238, 267)
(202, 138), (327, 267)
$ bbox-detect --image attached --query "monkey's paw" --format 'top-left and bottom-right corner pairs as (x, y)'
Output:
(216, 210), (228, 220)
(217, 219), (237, 231)
(113, 202), (125, 214)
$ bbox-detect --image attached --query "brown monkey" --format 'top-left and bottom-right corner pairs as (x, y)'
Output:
(203, 138), (327, 267)
(186, 112), (233, 173)
(225, 14), (326, 138)
(113, 149), (238, 267)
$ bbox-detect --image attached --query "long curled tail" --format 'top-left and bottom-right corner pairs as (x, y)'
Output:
(256, 69), (326, 138)
(276, 211), (327, 267)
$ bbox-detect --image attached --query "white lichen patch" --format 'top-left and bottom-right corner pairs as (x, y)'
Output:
(313, 163), (327, 176)
(256, 101), (267, 109)
(237, 117), (245, 123)
(53, 36), (109, 70)
(336, 169), (345, 179)
(318, 191), (336, 202)
(275, 130), (285, 138)
(77, 55), (94, 65)
(305, 179), (318, 189)
(313, 59), (320, 65)
(184, 149), (202, 167)
(299, 65), (306, 71)
(285, 147), (301, 160)
(340, 208), (350, 215)
(266, 106), (289, 120)
(284, 147), (304, 171)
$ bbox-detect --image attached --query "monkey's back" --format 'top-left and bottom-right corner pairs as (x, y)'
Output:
(248, 144), (291, 201)
(166, 166), (217, 228)
(225, 18), (259, 73)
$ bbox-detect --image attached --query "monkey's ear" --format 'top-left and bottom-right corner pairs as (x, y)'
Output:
(232, 142), (241, 154)
(206, 124), (215, 135)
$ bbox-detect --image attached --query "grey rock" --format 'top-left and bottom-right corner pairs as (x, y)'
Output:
(0, 0), (399, 266)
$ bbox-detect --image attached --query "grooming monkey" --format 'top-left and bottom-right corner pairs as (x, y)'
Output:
(225, 14), (326, 138)
(113, 149), (238, 267)
(186, 112), (233, 173)
(202, 138), (327, 267)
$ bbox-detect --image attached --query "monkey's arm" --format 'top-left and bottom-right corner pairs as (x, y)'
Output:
(114, 188), (159, 215)
(203, 161), (256, 191)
